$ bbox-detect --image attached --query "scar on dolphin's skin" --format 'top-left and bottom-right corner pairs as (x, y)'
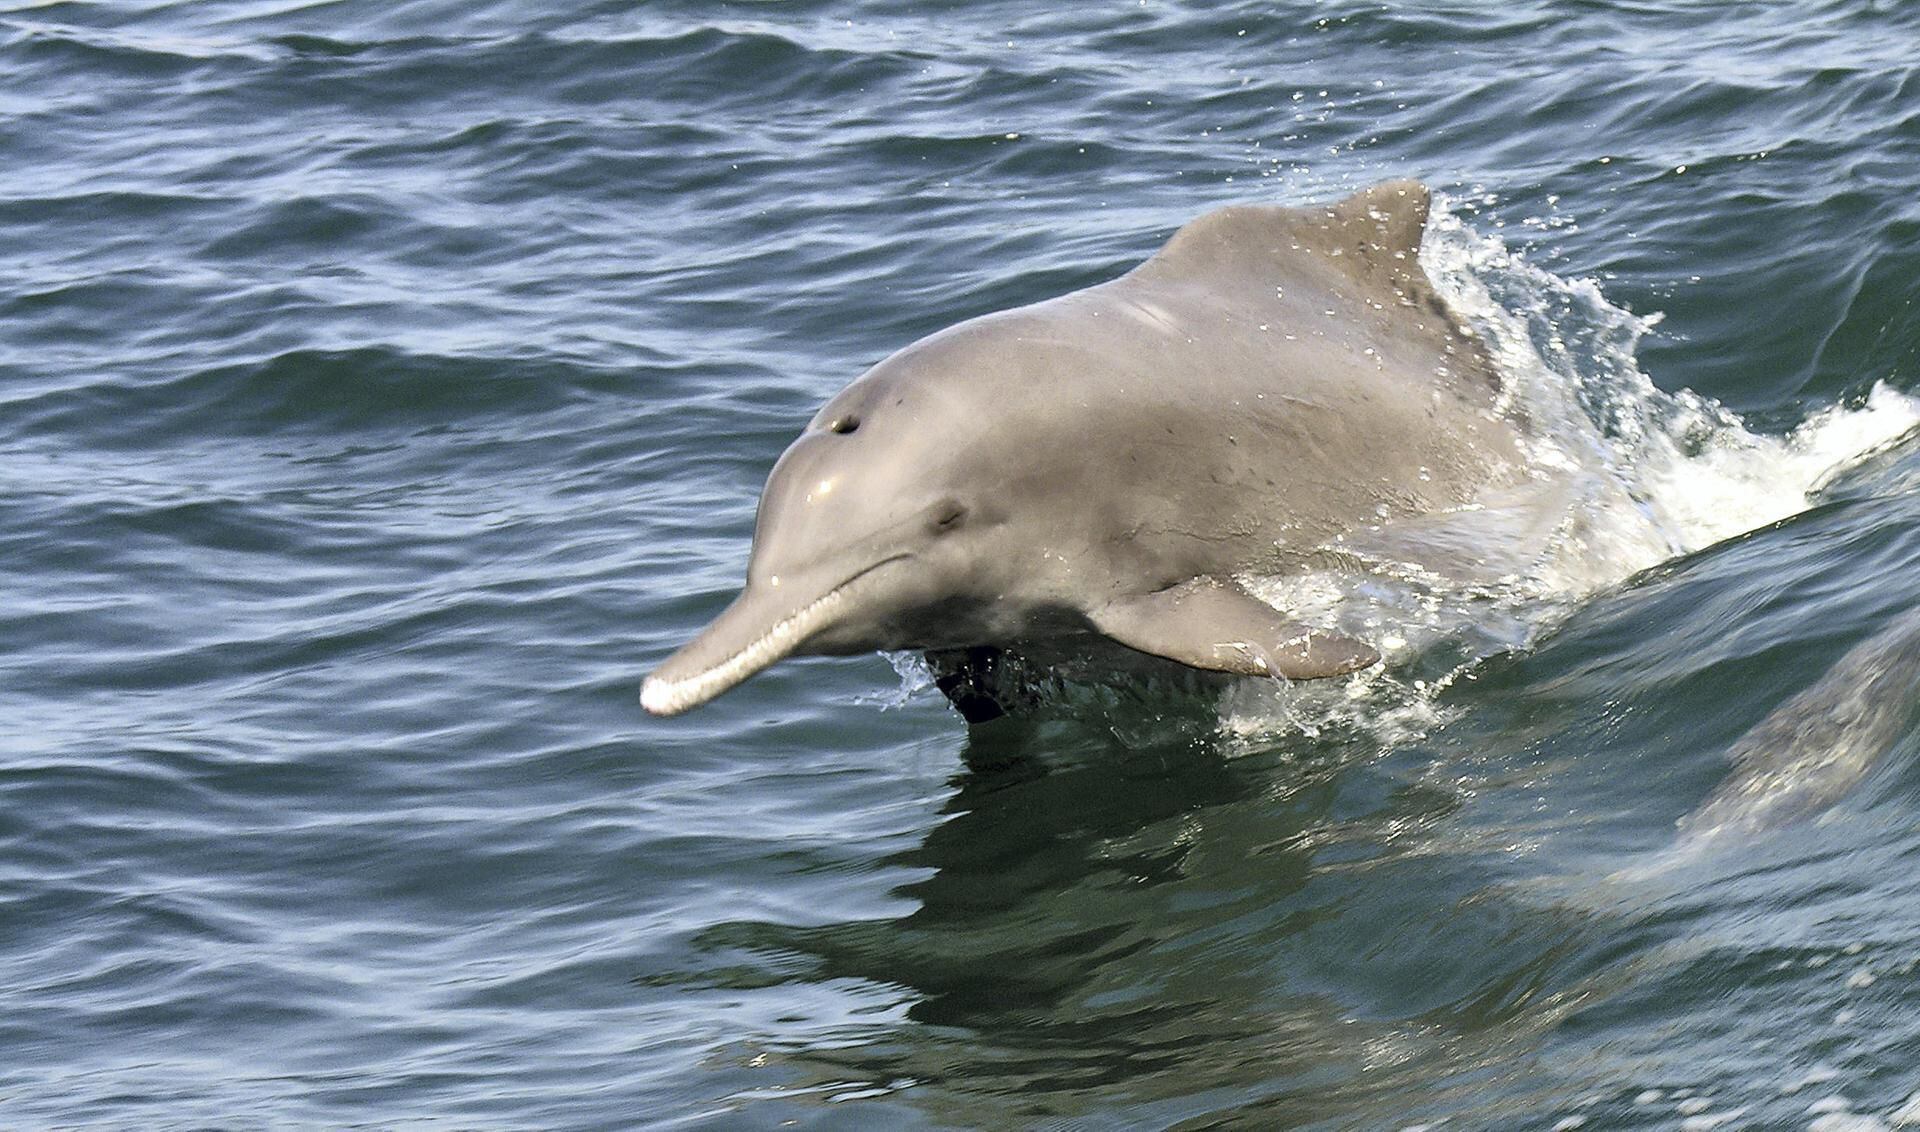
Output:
(645, 180), (1528, 720)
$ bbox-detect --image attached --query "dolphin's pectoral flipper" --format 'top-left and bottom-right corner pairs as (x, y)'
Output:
(1089, 578), (1380, 680)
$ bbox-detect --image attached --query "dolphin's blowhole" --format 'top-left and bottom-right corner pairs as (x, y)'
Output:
(929, 499), (967, 533)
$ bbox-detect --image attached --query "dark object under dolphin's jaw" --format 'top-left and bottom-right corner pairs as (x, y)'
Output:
(929, 645), (1018, 723)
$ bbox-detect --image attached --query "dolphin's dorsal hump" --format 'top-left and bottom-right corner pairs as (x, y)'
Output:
(1130, 179), (1499, 391)
(1139, 179), (1433, 287)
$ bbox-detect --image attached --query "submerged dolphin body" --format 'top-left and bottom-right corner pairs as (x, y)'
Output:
(643, 180), (1529, 719)
(1677, 608), (1920, 845)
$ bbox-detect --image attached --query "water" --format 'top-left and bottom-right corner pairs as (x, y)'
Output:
(4, 1), (1920, 1127)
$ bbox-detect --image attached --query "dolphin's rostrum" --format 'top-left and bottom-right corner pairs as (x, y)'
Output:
(643, 180), (1528, 719)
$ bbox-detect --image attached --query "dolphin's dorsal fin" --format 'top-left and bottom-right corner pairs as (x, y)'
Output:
(1325, 179), (1430, 263)
(1088, 577), (1380, 680)
(1141, 179), (1432, 283)
(1130, 180), (1499, 391)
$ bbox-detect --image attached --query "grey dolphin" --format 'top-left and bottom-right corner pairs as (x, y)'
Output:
(642, 180), (1527, 718)
(1677, 608), (1920, 844)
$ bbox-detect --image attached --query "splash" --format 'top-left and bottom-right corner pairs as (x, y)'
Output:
(1227, 197), (1920, 738)
(1425, 200), (1920, 588)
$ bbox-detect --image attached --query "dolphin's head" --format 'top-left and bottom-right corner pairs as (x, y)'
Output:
(641, 353), (1014, 716)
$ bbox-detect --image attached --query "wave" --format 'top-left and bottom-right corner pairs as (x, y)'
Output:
(8, 346), (621, 445)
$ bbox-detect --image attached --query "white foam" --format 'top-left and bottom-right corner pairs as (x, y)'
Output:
(1785, 1066), (1845, 1094)
(1809, 1113), (1889, 1132)
(1422, 203), (1920, 589)
(1218, 197), (1920, 739)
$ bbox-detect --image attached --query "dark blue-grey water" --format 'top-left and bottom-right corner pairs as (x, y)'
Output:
(5, 2), (1920, 1128)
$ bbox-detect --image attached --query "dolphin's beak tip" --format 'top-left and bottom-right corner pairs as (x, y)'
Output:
(640, 675), (683, 717)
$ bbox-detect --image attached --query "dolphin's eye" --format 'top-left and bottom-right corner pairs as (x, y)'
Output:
(929, 499), (967, 534)
(828, 414), (861, 435)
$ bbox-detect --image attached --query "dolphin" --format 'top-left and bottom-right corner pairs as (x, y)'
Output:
(1676, 608), (1920, 845)
(642, 180), (1528, 719)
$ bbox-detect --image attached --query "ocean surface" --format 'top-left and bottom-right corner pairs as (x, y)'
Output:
(5, 1), (1920, 1128)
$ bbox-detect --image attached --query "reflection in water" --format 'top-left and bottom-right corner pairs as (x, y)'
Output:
(700, 444), (1920, 1127)
(733, 706), (1614, 1126)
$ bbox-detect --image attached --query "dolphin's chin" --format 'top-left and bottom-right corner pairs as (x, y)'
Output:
(641, 555), (911, 717)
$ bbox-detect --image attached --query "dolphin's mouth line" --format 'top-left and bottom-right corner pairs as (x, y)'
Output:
(641, 553), (913, 716)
